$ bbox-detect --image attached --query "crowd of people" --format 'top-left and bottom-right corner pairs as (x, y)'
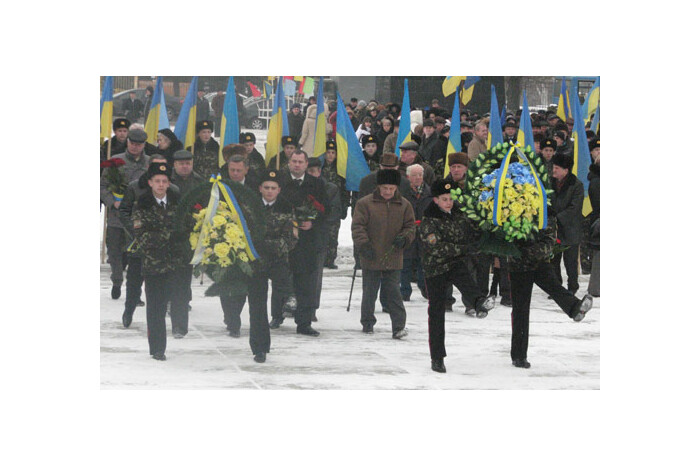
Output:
(100, 90), (600, 372)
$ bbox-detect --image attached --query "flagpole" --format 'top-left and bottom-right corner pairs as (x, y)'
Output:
(101, 137), (113, 264)
(275, 79), (280, 171)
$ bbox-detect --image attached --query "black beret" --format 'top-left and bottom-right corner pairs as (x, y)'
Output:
(376, 169), (401, 186)
(146, 161), (171, 180)
(541, 138), (557, 150)
(551, 153), (574, 170)
(240, 132), (256, 143)
(113, 118), (130, 131)
(281, 135), (296, 146)
(326, 140), (337, 150)
(431, 179), (455, 197)
(196, 120), (213, 133)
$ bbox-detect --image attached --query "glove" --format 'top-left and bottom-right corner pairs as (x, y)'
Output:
(392, 236), (407, 249)
(360, 243), (375, 260)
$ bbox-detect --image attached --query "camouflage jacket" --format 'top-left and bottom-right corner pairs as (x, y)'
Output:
(322, 159), (350, 216)
(171, 171), (205, 197)
(132, 188), (190, 275)
(188, 138), (221, 179)
(247, 148), (267, 179)
(419, 201), (481, 278)
(260, 197), (297, 264)
(505, 218), (558, 273)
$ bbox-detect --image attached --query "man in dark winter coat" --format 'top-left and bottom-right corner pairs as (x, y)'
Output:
(398, 141), (436, 187)
(196, 89), (210, 123)
(171, 149), (204, 195)
(352, 169), (415, 339)
(100, 118), (130, 163)
(400, 164), (431, 300)
(131, 162), (191, 361)
(288, 103), (305, 142)
(188, 120), (220, 179)
(418, 119), (439, 165)
(550, 153), (584, 293)
(358, 153), (412, 200)
(123, 91), (143, 123)
(418, 180), (496, 373)
(240, 132), (267, 179)
(267, 136), (297, 173)
(279, 150), (328, 336)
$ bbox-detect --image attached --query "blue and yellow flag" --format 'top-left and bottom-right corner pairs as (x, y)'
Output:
(487, 85), (503, 149)
(590, 103), (600, 134)
(218, 77), (240, 166)
(517, 90), (535, 152)
(263, 80), (273, 99)
(571, 94), (593, 216)
(100, 76), (114, 140)
(265, 77), (289, 164)
(582, 76), (600, 123)
(174, 76), (199, 151)
(335, 92), (370, 192)
(442, 76), (466, 97)
(444, 90), (462, 177)
(556, 78), (572, 122)
(313, 76), (327, 158)
(460, 76), (481, 106)
(144, 77), (170, 144)
(395, 79), (412, 157)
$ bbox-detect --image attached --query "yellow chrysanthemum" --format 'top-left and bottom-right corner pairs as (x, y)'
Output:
(238, 251), (249, 263)
(504, 187), (517, 202)
(225, 223), (242, 237)
(189, 233), (199, 250)
(203, 247), (213, 258)
(503, 178), (514, 188)
(218, 256), (232, 267)
(212, 215), (227, 228)
(213, 242), (231, 258)
(509, 201), (525, 219)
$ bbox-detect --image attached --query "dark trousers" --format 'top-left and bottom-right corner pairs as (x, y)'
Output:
(425, 260), (484, 360)
(325, 220), (341, 266)
(106, 226), (125, 286)
(553, 244), (580, 293)
(241, 265), (282, 355)
(509, 263), (580, 361)
(490, 258), (511, 298)
(124, 255), (143, 313)
(400, 256), (425, 299)
(360, 269), (406, 333)
(220, 295), (247, 332)
(266, 260), (294, 321)
(292, 267), (318, 329)
(313, 247), (327, 310)
(144, 270), (189, 356)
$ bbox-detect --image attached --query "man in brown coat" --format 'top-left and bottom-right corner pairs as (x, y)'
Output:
(352, 169), (415, 338)
(467, 121), (488, 162)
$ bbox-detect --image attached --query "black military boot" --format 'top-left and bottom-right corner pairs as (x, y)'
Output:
(431, 358), (446, 373)
(512, 359), (531, 369)
(111, 284), (121, 299)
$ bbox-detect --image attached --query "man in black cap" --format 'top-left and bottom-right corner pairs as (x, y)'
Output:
(418, 119), (438, 164)
(131, 162), (190, 360)
(240, 132), (267, 179)
(419, 179), (496, 373)
(100, 118), (130, 163)
(268, 136), (297, 172)
(279, 149), (328, 336)
(101, 128), (151, 300)
(504, 120), (518, 144)
(352, 169), (415, 338)
(196, 88), (210, 123)
(540, 137), (557, 180)
(288, 103), (305, 142)
(398, 141), (436, 187)
(188, 120), (220, 179)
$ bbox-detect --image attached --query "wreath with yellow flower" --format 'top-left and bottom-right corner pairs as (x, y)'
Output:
(174, 178), (265, 297)
(450, 142), (553, 258)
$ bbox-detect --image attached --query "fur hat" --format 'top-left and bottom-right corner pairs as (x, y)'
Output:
(362, 134), (378, 147)
(260, 169), (281, 185)
(589, 138), (600, 151)
(379, 153), (400, 167)
(196, 120), (213, 133)
(552, 153), (574, 170)
(448, 152), (469, 167)
(146, 161), (171, 180)
(113, 118), (130, 131)
(240, 132), (256, 143)
(431, 179), (455, 197)
(541, 138), (557, 151)
(376, 169), (401, 186)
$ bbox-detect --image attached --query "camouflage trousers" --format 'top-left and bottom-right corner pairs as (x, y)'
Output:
(325, 220), (341, 266)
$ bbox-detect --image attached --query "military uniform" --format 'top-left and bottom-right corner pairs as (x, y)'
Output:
(188, 120), (220, 179)
(132, 176), (190, 359)
(240, 133), (267, 179)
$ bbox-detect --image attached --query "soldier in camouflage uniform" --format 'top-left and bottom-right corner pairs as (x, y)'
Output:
(418, 179), (496, 373)
(320, 140), (350, 268)
(267, 136), (297, 173)
(187, 120), (220, 179)
(505, 215), (593, 369)
(131, 162), (191, 361)
(240, 132), (267, 179)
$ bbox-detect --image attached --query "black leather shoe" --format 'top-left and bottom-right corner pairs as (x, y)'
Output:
(500, 296), (513, 307)
(254, 352), (266, 363)
(228, 329), (241, 338)
(111, 285), (121, 299)
(296, 326), (320, 337)
(431, 359), (446, 373)
(152, 353), (166, 361)
(573, 294), (593, 322)
(445, 303), (453, 312)
(136, 300), (145, 307)
(362, 325), (374, 334)
(269, 318), (284, 329)
(122, 310), (133, 328)
(512, 359), (531, 369)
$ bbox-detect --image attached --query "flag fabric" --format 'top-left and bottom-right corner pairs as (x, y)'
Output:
(444, 90), (462, 177)
(100, 76), (114, 140)
(395, 79), (412, 157)
(460, 76), (481, 106)
(590, 103), (600, 134)
(283, 79), (297, 96)
(517, 90), (535, 152)
(174, 76), (199, 151)
(442, 76), (466, 97)
(500, 105), (507, 128)
(144, 77), (170, 144)
(302, 77), (315, 95)
(263, 80), (273, 98)
(265, 77), (289, 164)
(312, 76), (327, 158)
(298, 77), (305, 93)
(218, 77), (240, 166)
(487, 85), (503, 149)
(582, 76), (600, 123)
(334, 92), (370, 192)
(556, 78), (572, 121)
(247, 81), (261, 97)
(571, 94), (593, 216)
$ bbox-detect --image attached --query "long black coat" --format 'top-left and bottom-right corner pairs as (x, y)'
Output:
(403, 183), (432, 259)
(551, 172), (584, 245)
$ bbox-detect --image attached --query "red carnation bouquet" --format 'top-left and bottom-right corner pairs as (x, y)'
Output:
(294, 194), (325, 223)
(100, 158), (127, 201)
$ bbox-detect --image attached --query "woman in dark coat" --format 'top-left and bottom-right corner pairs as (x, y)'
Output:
(587, 138), (600, 297)
(156, 128), (184, 167)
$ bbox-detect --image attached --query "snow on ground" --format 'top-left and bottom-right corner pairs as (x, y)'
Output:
(100, 129), (599, 389)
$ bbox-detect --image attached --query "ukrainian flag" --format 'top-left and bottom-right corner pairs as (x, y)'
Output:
(395, 79), (412, 157)
(444, 90), (462, 177)
(218, 77), (240, 167)
(590, 103), (600, 134)
(556, 78), (572, 122)
(144, 77), (170, 144)
(174, 76), (199, 151)
(100, 76), (113, 140)
(517, 90), (535, 152)
(571, 94), (593, 216)
(487, 85), (503, 149)
(442, 76), (466, 97)
(582, 77), (600, 123)
(265, 77), (289, 165)
(335, 92), (370, 192)
(313, 76), (327, 158)
(460, 76), (481, 106)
